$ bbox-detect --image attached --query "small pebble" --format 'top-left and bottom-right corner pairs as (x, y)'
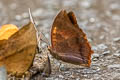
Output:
(112, 15), (120, 21)
(60, 64), (69, 71)
(113, 37), (120, 42)
(82, 67), (100, 74)
(92, 53), (100, 58)
(54, 78), (59, 80)
(81, 1), (91, 8)
(107, 64), (120, 69)
(15, 15), (22, 20)
(92, 53), (100, 61)
(0, 66), (7, 80)
(99, 35), (105, 40)
(113, 50), (120, 57)
(76, 78), (80, 80)
(92, 46), (98, 51)
(114, 53), (120, 57)
(110, 3), (119, 9)
(97, 44), (108, 50)
(89, 18), (95, 23)
(46, 77), (54, 80)
(92, 44), (108, 51)
(45, 33), (49, 39)
(58, 75), (64, 78)
(102, 50), (110, 55)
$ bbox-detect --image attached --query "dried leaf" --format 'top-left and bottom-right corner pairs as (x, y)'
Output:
(0, 22), (37, 77)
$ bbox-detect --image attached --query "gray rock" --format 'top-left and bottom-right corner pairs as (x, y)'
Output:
(58, 75), (64, 78)
(54, 78), (59, 80)
(113, 50), (120, 57)
(102, 50), (110, 55)
(113, 53), (120, 57)
(89, 17), (95, 23)
(15, 15), (22, 21)
(0, 66), (7, 80)
(80, 0), (91, 8)
(99, 35), (105, 40)
(92, 53), (100, 58)
(97, 44), (108, 50)
(82, 67), (100, 74)
(92, 53), (100, 61)
(76, 78), (80, 80)
(60, 65), (69, 71)
(107, 64), (120, 69)
(113, 37), (120, 42)
(46, 77), (54, 80)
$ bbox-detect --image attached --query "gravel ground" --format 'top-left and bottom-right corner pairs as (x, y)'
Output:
(0, 0), (120, 80)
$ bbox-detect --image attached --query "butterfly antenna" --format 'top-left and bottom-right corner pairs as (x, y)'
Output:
(28, 8), (50, 46)
(28, 8), (39, 41)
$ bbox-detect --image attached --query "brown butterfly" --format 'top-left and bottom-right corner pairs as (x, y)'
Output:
(0, 9), (52, 77)
(0, 22), (38, 77)
(48, 10), (93, 67)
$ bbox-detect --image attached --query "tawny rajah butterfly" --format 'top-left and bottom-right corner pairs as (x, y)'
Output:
(48, 10), (93, 67)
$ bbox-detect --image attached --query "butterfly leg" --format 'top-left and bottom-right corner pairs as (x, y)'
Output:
(37, 34), (49, 52)
(58, 61), (62, 72)
(41, 54), (51, 77)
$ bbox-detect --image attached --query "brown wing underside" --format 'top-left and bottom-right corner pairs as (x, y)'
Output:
(50, 10), (93, 66)
(0, 22), (37, 76)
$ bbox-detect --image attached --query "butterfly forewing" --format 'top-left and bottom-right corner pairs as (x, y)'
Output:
(50, 10), (93, 67)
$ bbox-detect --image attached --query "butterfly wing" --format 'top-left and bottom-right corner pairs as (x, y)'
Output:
(0, 22), (37, 76)
(50, 10), (93, 67)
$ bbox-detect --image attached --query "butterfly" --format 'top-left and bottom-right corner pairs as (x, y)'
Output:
(48, 10), (93, 67)
(0, 22), (38, 77)
(0, 9), (40, 77)
(0, 9), (52, 77)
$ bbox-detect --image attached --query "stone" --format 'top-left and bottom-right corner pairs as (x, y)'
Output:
(107, 64), (120, 69)
(113, 37), (120, 42)
(15, 15), (22, 21)
(58, 75), (64, 78)
(92, 53), (100, 61)
(113, 50), (120, 57)
(89, 17), (95, 23)
(0, 66), (7, 80)
(97, 44), (108, 50)
(102, 50), (110, 55)
(76, 78), (80, 80)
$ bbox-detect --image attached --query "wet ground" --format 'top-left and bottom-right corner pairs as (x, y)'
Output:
(0, 0), (120, 80)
